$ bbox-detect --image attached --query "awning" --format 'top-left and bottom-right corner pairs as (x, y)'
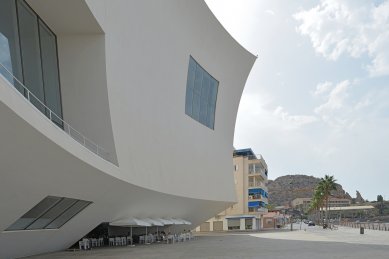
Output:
(142, 218), (164, 226)
(248, 201), (260, 207)
(180, 219), (192, 225)
(158, 218), (174, 225)
(110, 218), (151, 227)
(168, 218), (184, 225)
(157, 218), (191, 225)
(225, 215), (256, 219)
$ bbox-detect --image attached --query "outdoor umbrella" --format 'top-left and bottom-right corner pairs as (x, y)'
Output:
(142, 218), (164, 244)
(110, 218), (151, 246)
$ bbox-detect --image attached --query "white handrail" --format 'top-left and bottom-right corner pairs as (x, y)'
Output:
(0, 62), (113, 164)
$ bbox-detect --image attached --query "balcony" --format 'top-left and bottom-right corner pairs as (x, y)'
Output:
(0, 62), (114, 164)
(248, 207), (268, 213)
(248, 195), (267, 201)
(248, 167), (268, 179)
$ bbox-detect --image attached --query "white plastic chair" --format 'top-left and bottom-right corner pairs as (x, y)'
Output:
(109, 237), (115, 246)
(91, 238), (98, 247)
(98, 237), (104, 246)
(121, 236), (126, 246)
(79, 239), (90, 250)
(139, 235), (145, 244)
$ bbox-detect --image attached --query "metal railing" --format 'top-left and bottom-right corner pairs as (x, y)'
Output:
(0, 62), (113, 164)
(248, 182), (265, 188)
(341, 221), (389, 231)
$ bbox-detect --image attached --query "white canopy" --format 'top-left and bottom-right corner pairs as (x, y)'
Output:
(169, 218), (191, 225)
(180, 219), (192, 225)
(158, 218), (174, 225)
(110, 218), (151, 227)
(142, 218), (164, 226)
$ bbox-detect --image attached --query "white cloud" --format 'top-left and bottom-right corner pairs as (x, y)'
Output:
(313, 81), (333, 96)
(265, 9), (276, 16)
(237, 91), (318, 133)
(294, 0), (389, 76)
(273, 106), (318, 128)
(315, 80), (350, 114)
(313, 80), (359, 129)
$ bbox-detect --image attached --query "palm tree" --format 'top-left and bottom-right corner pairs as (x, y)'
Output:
(318, 175), (337, 226)
(377, 195), (384, 215)
(309, 186), (325, 224)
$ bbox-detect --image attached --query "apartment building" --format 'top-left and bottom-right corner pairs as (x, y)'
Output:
(198, 149), (268, 231)
(292, 197), (352, 212)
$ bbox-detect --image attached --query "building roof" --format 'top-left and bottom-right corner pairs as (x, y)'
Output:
(324, 205), (375, 211)
(233, 148), (263, 160)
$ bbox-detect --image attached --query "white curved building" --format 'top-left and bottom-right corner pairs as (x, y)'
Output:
(0, 0), (255, 257)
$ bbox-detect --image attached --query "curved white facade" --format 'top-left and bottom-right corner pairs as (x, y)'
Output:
(0, 0), (255, 258)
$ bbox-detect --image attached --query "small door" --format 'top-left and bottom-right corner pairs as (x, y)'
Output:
(200, 222), (210, 232)
(213, 221), (223, 231)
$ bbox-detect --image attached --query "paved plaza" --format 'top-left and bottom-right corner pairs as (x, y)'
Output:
(27, 226), (389, 259)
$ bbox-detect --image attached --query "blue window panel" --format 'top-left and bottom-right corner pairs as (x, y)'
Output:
(248, 188), (261, 195)
(207, 80), (218, 129)
(248, 201), (260, 207)
(199, 73), (210, 125)
(185, 56), (218, 129)
(185, 58), (196, 115)
(192, 92), (201, 121)
(191, 64), (203, 121)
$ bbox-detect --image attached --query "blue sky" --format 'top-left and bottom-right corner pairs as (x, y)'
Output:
(205, 0), (389, 201)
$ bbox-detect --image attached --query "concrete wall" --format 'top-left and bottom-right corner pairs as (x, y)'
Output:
(86, 0), (256, 201)
(58, 34), (118, 164)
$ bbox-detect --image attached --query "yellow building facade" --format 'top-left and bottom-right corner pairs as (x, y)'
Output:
(197, 149), (269, 231)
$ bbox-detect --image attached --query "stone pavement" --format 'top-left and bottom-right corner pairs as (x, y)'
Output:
(27, 227), (389, 259)
(250, 224), (389, 246)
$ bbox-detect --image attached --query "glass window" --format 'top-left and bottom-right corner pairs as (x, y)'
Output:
(248, 164), (254, 173)
(0, 0), (63, 125)
(6, 196), (61, 231)
(26, 198), (77, 230)
(185, 56), (218, 129)
(0, 0), (23, 92)
(5, 196), (91, 231)
(39, 20), (63, 126)
(227, 219), (240, 230)
(46, 200), (91, 229)
(184, 58), (196, 115)
(17, 0), (45, 113)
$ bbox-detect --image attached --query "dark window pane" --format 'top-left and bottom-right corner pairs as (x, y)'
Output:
(207, 80), (218, 129)
(6, 196), (61, 230)
(46, 200), (91, 229)
(0, 0), (23, 92)
(27, 198), (77, 230)
(199, 73), (210, 125)
(39, 20), (63, 126)
(192, 64), (203, 121)
(185, 56), (218, 129)
(185, 57), (196, 115)
(17, 0), (45, 113)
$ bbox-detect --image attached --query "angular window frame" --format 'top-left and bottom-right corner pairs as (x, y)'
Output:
(185, 56), (219, 130)
(5, 196), (92, 231)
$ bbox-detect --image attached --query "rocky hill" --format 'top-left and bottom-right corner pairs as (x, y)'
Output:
(267, 175), (352, 206)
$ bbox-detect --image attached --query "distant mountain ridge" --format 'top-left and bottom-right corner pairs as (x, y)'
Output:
(267, 174), (353, 206)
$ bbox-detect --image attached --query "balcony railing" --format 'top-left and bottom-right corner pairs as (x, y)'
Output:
(248, 207), (268, 213)
(0, 62), (114, 164)
(248, 182), (266, 188)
